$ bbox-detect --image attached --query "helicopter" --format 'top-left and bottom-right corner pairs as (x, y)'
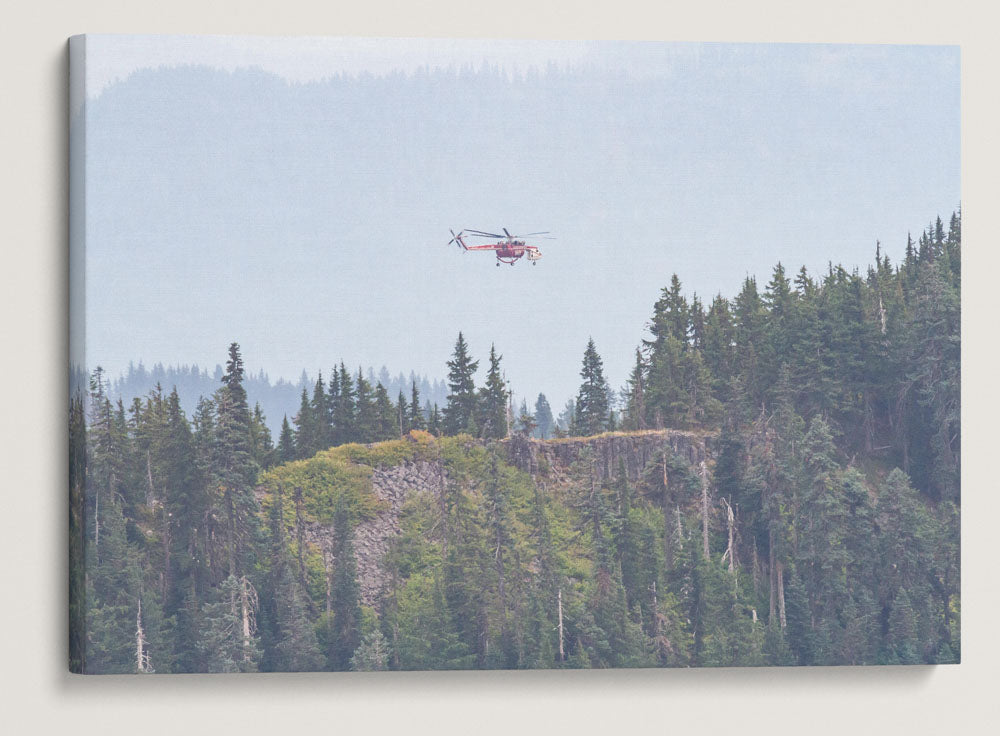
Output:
(448, 228), (552, 266)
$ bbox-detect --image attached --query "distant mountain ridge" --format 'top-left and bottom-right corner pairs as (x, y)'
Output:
(73, 361), (449, 435)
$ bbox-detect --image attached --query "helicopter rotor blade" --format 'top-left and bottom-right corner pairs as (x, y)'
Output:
(503, 228), (512, 238)
(466, 230), (505, 238)
(520, 231), (551, 237)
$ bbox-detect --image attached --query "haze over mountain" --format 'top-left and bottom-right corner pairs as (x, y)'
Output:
(73, 40), (959, 412)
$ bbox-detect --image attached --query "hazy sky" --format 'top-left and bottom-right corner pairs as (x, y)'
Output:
(72, 36), (960, 412)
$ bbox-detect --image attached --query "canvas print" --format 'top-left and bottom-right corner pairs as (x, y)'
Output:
(68, 36), (960, 673)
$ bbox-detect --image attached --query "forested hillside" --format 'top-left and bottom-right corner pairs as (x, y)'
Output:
(69, 213), (960, 672)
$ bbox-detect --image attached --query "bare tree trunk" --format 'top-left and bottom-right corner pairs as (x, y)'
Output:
(722, 497), (735, 573)
(700, 461), (710, 559)
(239, 575), (258, 664)
(557, 588), (565, 662)
(241, 578), (251, 662)
(777, 561), (787, 629)
(675, 506), (684, 550)
(146, 449), (155, 507)
(135, 597), (150, 673)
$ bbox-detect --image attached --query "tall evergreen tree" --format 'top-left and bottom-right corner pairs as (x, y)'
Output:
(443, 332), (480, 435)
(292, 387), (313, 459)
(332, 362), (356, 445)
(329, 495), (362, 670)
(573, 338), (611, 436)
(374, 383), (398, 441)
(265, 486), (324, 672)
(533, 393), (554, 439)
(354, 369), (377, 444)
(408, 381), (426, 431)
(276, 415), (296, 464)
(250, 402), (274, 469)
(428, 403), (443, 436)
(396, 390), (409, 437)
(209, 343), (261, 669)
(479, 344), (509, 439)
(309, 372), (331, 451)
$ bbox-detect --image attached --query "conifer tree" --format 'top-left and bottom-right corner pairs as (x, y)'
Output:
(354, 369), (377, 443)
(351, 627), (392, 671)
(209, 344), (262, 669)
(479, 344), (509, 439)
(265, 486), (324, 672)
(250, 402), (274, 469)
(326, 367), (341, 441)
(309, 372), (331, 451)
(573, 338), (611, 436)
(443, 332), (479, 435)
(332, 362), (356, 445)
(425, 404), (440, 435)
(396, 390), (409, 437)
(160, 388), (206, 628)
(701, 295), (735, 403)
(484, 447), (517, 666)
(622, 348), (647, 430)
(373, 382), (397, 441)
(733, 276), (768, 411)
(515, 399), (536, 437)
(277, 415), (296, 464)
(293, 387), (313, 459)
(85, 490), (153, 673)
(329, 495), (362, 670)
(213, 344), (259, 575)
(645, 274), (690, 349)
(533, 393), (554, 439)
(88, 367), (127, 554)
(407, 381), (426, 431)
(394, 572), (474, 670)
(197, 574), (262, 672)
(613, 459), (643, 615)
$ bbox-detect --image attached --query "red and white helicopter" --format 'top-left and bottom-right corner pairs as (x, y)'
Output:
(448, 228), (552, 266)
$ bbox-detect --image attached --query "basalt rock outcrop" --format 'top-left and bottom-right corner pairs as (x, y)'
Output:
(300, 430), (716, 607)
(300, 460), (445, 607)
(504, 429), (715, 484)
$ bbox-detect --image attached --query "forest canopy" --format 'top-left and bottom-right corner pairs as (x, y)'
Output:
(69, 213), (960, 672)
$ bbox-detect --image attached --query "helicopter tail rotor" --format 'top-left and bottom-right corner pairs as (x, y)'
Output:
(448, 229), (468, 250)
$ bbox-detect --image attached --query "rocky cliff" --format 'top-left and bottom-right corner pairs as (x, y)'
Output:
(505, 429), (715, 484)
(284, 429), (716, 607)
